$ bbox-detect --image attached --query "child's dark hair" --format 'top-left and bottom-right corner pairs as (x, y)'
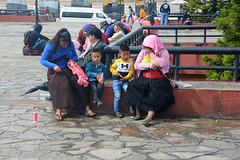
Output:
(119, 43), (130, 52)
(92, 48), (101, 54)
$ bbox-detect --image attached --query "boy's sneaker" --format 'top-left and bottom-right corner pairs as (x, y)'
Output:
(97, 101), (103, 107)
(129, 106), (135, 114)
(115, 112), (123, 118)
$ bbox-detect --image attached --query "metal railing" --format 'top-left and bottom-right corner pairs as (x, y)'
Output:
(0, 9), (45, 16)
(105, 46), (240, 82)
(168, 14), (212, 23)
(103, 25), (240, 82)
(143, 25), (222, 43)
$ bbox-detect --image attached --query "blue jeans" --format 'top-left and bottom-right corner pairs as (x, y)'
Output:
(127, 14), (132, 23)
(31, 39), (46, 50)
(113, 80), (128, 112)
(161, 13), (168, 26)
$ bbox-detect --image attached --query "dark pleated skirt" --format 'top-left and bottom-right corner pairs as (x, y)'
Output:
(123, 76), (175, 113)
(47, 68), (90, 109)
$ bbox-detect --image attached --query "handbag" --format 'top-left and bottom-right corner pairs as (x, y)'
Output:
(77, 50), (91, 70)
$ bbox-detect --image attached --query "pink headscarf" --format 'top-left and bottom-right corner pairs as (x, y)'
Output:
(142, 35), (165, 55)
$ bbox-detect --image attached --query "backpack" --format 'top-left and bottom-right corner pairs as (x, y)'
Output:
(23, 30), (31, 46)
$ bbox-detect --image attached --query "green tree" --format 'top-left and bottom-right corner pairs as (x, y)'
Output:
(202, 0), (240, 81)
(183, 0), (231, 15)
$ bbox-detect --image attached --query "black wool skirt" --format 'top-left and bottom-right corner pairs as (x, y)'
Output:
(123, 76), (175, 113)
(47, 68), (90, 109)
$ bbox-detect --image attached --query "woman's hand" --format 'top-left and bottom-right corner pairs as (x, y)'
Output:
(151, 64), (160, 71)
(54, 65), (62, 72)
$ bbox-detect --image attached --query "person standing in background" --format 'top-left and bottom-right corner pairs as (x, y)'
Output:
(160, 0), (170, 26)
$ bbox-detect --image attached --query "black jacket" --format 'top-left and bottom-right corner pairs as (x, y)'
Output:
(160, 3), (170, 14)
(29, 24), (49, 48)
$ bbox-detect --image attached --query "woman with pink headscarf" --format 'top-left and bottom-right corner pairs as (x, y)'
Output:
(124, 35), (175, 127)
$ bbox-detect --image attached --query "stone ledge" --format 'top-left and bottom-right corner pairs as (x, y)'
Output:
(90, 80), (240, 119)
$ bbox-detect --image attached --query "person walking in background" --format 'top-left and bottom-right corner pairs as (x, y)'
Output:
(85, 48), (107, 107)
(29, 23), (49, 51)
(127, 6), (134, 23)
(160, 0), (170, 26)
(40, 28), (96, 120)
(110, 43), (134, 118)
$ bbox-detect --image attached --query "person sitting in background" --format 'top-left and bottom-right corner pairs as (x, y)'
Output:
(77, 24), (109, 53)
(153, 9), (160, 17)
(211, 11), (221, 24)
(72, 40), (81, 56)
(44, 6), (51, 21)
(121, 13), (127, 22)
(100, 20), (131, 38)
(108, 21), (125, 44)
(184, 17), (192, 25)
(182, 11), (191, 24)
(100, 20), (115, 38)
(80, 24), (94, 59)
(139, 15), (158, 35)
(29, 24), (49, 51)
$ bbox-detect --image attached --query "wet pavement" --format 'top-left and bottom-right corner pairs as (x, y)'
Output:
(0, 22), (240, 159)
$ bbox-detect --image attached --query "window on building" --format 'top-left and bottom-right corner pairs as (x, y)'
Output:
(71, 0), (92, 7)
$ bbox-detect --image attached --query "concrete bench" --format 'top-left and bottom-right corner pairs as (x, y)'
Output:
(90, 80), (240, 119)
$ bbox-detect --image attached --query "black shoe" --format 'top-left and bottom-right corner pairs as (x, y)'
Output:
(115, 112), (123, 118)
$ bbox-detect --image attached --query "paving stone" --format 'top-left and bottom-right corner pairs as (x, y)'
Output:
(218, 149), (240, 159)
(89, 148), (132, 159)
(121, 152), (148, 160)
(66, 147), (92, 155)
(200, 139), (238, 149)
(171, 152), (210, 159)
(93, 141), (124, 148)
(148, 152), (178, 160)
(191, 154), (230, 160)
(94, 129), (120, 136)
(0, 148), (20, 158)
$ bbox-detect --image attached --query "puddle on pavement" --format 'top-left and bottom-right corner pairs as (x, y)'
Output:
(120, 128), (145, 138)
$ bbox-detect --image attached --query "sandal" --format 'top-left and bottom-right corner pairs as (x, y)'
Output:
(85, 113), (97, 117)
(55, 114), (63, 121)
(134, 116), (142, 120)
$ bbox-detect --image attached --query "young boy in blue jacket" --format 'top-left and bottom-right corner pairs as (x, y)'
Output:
(85, 48), (107, 107)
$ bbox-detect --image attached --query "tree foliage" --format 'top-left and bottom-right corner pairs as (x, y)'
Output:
(201, 0), (240, 81)
(183, 0), (231, 15)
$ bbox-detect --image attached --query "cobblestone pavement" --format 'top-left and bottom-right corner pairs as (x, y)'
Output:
(1, 22), (240, 160)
